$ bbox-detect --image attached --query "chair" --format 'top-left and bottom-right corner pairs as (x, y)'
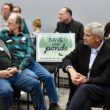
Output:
(13, 91), (31, 110)
(13, 62), (60, 110)
(40, 62), (59, 85)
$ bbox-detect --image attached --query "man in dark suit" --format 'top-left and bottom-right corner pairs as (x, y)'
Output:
(55, 7), (84, 105)
(55, 7), (84, 44)
(62, 22), (110, 110)
(104, 21), (110, 38)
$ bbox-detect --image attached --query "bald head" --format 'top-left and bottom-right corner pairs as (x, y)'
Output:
(58, 7), (72, 23)
(8, 13), (22, 25)
(7, 13), (22, 34)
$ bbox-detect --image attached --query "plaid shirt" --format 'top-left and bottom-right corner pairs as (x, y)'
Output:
(0, 30), (35, 70)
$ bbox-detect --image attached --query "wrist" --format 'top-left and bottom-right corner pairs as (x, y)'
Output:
(66, 65), (73, 72)
(84, 77), (89, 83)
(67, 67), (77, 74)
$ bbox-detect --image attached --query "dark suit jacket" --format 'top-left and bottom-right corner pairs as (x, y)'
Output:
(55, 19), (84, 43)
(62, 40), (110, 108)
(104, 21), (110, 37)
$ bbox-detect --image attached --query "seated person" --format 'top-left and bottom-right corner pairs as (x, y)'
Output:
(55, 7), (84, 105)
(12, 5), (30, 34)
(30, 18), (42, 44)
(54, 7), (84, 44)
(30, 18), (57, 74)
(62, 22), (110, 110)
(0, 13), (62, 110)
(0, 39), (46, 110)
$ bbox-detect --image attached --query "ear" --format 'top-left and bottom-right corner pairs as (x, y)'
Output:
(96, 36), (101, 42)
(15, 23), (20, 28)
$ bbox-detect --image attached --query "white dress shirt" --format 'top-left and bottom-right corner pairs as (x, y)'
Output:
(87, 41), (104, 79)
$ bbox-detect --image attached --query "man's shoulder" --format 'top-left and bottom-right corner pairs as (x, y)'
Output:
(76, 40), (88, 49)
(57, 21), (63, 25)
(104, 40), (110, 48)
(57, 19), (83, 25)
(71, 19), (83, 26)
(57, 20), (83, 29)
(0, 29), (9, 39)
(105, 21), (110, 26)
(21, 33), (30, 38)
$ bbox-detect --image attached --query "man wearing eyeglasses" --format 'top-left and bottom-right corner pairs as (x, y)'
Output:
(62, 22), (110, 110)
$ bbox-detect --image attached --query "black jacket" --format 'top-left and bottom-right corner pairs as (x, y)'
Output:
(55, 19), (84, 43)
(62, 40), (110, 109)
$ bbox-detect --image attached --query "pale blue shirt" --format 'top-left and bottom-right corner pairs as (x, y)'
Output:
(87, 41), (104, 79)
(66, 41), (104, 78)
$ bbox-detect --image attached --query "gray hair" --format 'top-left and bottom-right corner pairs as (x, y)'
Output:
(16, 14), (22, 25)
(85, 22), (104, 39)
(9, 13), (22, 31)
(9, 13), (22, 25)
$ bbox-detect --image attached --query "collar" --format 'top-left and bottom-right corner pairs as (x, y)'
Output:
(63, 18), (73, 26)
(16, 32), (24, 36)
(9, 32), (23, 37)
(91, 40), (104, 53)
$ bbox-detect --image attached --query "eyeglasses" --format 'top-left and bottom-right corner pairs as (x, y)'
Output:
(7, 21), (14, 25)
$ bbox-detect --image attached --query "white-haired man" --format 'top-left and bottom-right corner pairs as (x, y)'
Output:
(62, 22), (110, 110)
(0, 13), (62, 110)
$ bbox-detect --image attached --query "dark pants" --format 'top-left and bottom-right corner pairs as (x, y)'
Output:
(0, 97), (4, 110)
(67, 84), (104, 110)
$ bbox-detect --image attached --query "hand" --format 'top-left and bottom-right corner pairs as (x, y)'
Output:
(7, 67), (18, 75)
(71, 72), (81, 79)
(67, 66), (81, 79)
(0, 70), (13, 78)
(70, 71), (81, 86)
(72, 75), (87, 86)
(67, 66), (81, 85)
(67, 66), (88, 85)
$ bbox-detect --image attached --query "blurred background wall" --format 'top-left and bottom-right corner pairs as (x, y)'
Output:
(0, 0), (110, 32)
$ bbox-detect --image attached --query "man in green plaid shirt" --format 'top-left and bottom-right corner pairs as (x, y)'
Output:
(0, 13), (62, 110)
(0, 29), (34, 70)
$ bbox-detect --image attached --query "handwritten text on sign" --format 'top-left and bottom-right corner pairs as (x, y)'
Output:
(36, 33), (75, 62)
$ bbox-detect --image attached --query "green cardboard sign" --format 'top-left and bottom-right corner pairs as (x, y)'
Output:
(36, 33), (75, 62)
